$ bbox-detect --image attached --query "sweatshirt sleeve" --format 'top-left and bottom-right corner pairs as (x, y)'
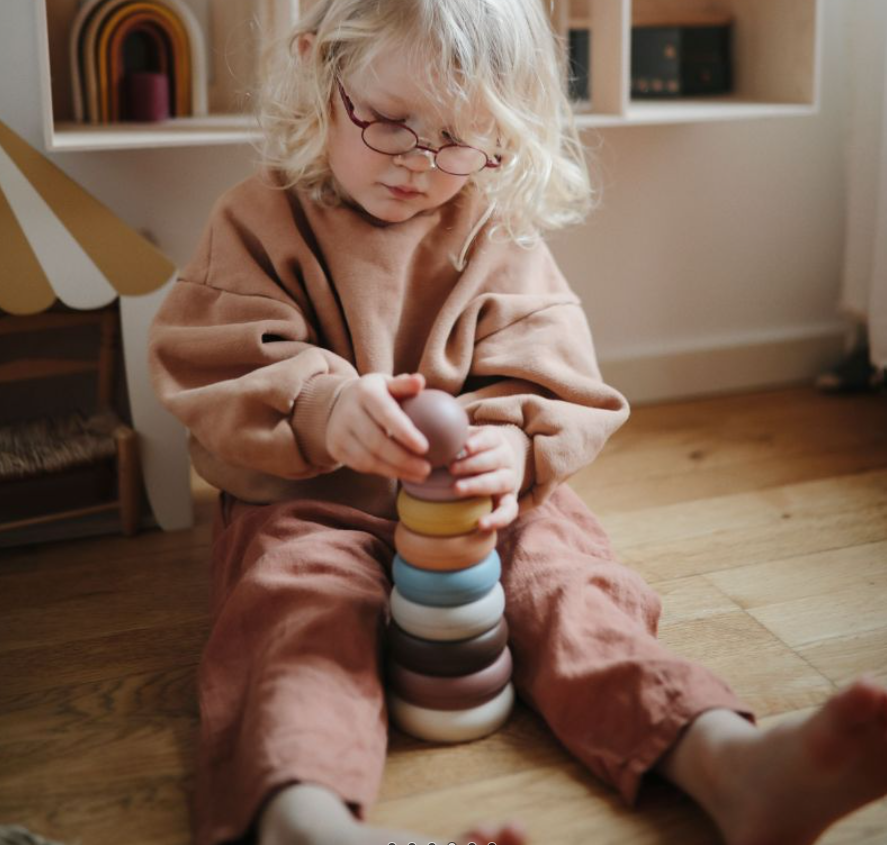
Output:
(148, 192), (359, 480)
(456, 239), (629, 511)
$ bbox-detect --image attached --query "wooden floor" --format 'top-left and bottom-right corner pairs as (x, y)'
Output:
(1, 387), (886, 845)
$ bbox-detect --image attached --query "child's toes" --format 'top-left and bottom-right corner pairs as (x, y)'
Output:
(497, 822), (528, 845)
(461, 821), (527, 845)
(461, 825), (495, 844)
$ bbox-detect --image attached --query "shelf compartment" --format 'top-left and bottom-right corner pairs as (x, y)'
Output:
(561, 0), (821, 127)
(629, 0), (821, 107)
(37, 0), (297, 151)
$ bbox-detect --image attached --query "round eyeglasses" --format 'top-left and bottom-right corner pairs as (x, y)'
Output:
(337, 80), (501, 177)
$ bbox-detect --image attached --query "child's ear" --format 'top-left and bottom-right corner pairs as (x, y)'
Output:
(296, 32), (316, 60)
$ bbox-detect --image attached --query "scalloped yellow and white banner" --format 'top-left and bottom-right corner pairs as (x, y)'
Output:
(0, 119), (174, 315)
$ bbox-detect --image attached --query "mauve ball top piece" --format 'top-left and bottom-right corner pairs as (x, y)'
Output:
(402, 389), (469, 467)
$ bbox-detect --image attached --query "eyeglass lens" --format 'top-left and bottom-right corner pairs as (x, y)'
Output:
(362, 122), (487, 176)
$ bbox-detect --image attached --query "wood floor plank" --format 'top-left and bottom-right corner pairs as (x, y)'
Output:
(797, 629), (887, 688)
(0, 704), (195, 795)
(708, 541), (887, 649)
(0, 665), (198, 735)
(0, 777), (193, 845)
(372, 761), (722, 845)
(382, 705), (568, 802)
(658, 607), (834, 717)
(600, 471), (887, 583)
(573, 389), (887, 515)
(573, 444), (887, 517)
(655, 575), (743, 622)
(706, 540), (887, 608)
(0, 545), (210, 653)
(0, 619), (209, 702)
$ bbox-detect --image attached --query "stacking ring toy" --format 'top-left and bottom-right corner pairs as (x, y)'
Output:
(388, 647), (513, 710)
(390, 582), (505, 641)
(388, 682), (515, 743)
(397, 489), (492, 536)
(393, 550), (501, 607)
(387, 617), (510, 677)
(401, 467), (462, 502)
(394, 522), (497, 571)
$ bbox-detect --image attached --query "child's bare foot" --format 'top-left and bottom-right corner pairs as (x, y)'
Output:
(660, 678), (887, 845)
(258, 782), (527, 845)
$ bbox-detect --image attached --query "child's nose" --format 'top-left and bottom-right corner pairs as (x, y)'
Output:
(394, 149), (437, 172)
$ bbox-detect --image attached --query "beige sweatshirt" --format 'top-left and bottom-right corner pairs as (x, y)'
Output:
(148, 171), (629, 518)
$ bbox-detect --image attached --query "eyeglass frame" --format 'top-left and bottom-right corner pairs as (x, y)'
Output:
(336, 79), (501, 176)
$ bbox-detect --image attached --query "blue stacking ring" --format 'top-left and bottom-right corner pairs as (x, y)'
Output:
(393, 549), (501, 607)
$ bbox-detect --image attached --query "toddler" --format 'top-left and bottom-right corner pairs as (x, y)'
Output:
(148, 1), (887, 843)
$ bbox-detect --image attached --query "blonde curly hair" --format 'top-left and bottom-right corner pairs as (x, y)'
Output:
(256, 0), (597, 246)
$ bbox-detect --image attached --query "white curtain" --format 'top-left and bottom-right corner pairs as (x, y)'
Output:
(841, 0), (887, 369)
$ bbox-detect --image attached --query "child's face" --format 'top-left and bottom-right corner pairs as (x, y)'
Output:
(328, 50), (486, 223)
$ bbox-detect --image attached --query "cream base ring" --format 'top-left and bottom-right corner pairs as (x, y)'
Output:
(388, 682), (514, 743)
(390, 583), (505, 641)
(397, 488), (492, 536)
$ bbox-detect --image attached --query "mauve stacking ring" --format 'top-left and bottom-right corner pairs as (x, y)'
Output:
(387, 646), (513, 710)
(401, 466), (462, 502)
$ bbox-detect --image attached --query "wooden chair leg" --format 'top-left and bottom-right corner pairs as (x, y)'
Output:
(115, 426), (141, 536)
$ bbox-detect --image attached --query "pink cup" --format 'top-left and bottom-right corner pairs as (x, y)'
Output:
(125, 71), (170, 122)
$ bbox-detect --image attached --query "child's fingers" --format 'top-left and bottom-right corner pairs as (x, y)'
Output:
(338, 426), (426, 481)
(461, 426), (499, 454)
(453, 467), (515, 498)
(335, 430), (404, 480)
(386, 372), (425, 398)
(479, 492), (519, 531)
(366, 421), (430, 481)
(450, 444), (506, 477)
(368, 391), (429, 455)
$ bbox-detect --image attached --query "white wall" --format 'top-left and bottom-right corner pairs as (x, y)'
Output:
(0, 0), (850, 403)
(558, 0), (850, 401)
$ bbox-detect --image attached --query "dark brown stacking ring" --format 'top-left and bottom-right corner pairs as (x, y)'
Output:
(386, 616), (509, 677)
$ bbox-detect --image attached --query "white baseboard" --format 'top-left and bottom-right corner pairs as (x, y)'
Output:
(599, 323), (849, 405)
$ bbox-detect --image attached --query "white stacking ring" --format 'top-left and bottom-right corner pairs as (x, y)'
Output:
(389, 582), (505, 641)
(388, 681), (515, 743)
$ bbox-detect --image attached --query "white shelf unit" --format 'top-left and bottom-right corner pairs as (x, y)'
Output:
(561, 0), (822, 128)
(37, 0), (821, 152)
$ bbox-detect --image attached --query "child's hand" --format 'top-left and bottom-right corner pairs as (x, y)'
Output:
(448, 425), (521, 531)
(326, 373), (432, 482)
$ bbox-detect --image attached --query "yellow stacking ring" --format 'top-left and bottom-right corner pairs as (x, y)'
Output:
(397, 488), (492, 537)
(394, 522), (497, 571)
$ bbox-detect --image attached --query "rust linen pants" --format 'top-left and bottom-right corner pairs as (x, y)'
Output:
(195, 484), (749, 845)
